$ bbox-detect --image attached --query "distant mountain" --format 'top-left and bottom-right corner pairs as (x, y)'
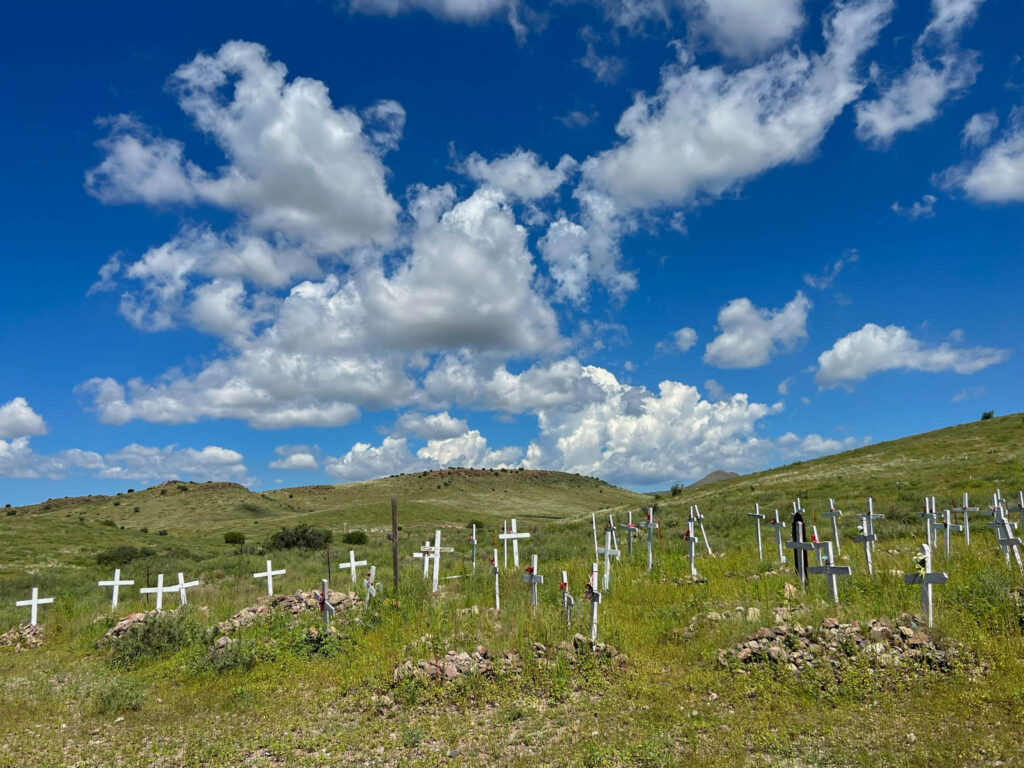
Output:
(688, 470), (740, 489)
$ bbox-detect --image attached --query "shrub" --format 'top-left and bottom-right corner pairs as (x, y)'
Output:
(178, 485), (189, 492)
(670, 484), (682, 497)
(341, 530), (368, 545)
(467, 519), (484, 530)
(126, 489), (134, 493)
(105, 606), (204, 669)
(96, 545), (156, 567)
(224, 531), (246, 545)
(265, 524), (332, 550)
(157, 530), (168, 536)
(133, 507), (140, 513)
(113, 500), (121, 507)
(5, 509), (14, 516)
(100, 519), (117, 527)
(981, 410), (995, 420)
(140, 527), (148, 533)
(159, 489), (167, 496)
(89, 676), (146, 714)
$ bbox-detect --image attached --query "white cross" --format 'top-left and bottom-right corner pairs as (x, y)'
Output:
(15, 587), (53, 627)
(935, 509), (963, 560)
(1012, 491), (1024, 539)
(786, 521), (815, 587)
(607, 514), (620, 561)
(808, 540), (852, 604)
(903, 543), (947, 628)
(596, 528), (620, 591)
(767, 511), (787, 565)
(920, 497), (940, 547)
(313, 578), (335, 628)
(822, 499), (843, 556)
(684, 513), (702, 577)
(98, 568), (134, 609)
(503, 520), (509, 569)
(559, 570), (574, 625)
(618, 511), (636, 557)
(691, 505), (713, 555)
(636, 507), (658, 572)
(747, 504), (766, 561)
(497, 518), (530, 569)
(421, 530), (454, 593)
(139, 573), (178, 612)
(989, 507), (1023, 572)
(363, 565), (377, 607)
(810, 525), (824, 566)
(491, 548), (500, 611)
(952, 492), (979, 546)
(468, 524), (477, 575)
(522, 553), (544, 609)
(585, 562), (602, 643)
(591, 513), (600, 561)
(412, 540), (432, 578)
(338, 550), (368, 584)
(853, 497), (884, 576)
(253, 560), (286, 596)
(176, 572), (199, 606)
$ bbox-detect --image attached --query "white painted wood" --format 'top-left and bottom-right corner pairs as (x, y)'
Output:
(253, 560), (286, 596)
(15, 587), (54, 626)
(363, 565), (377, 607)
(560, 570), (574, 625)
(636, 507), (658, 572)
(767, 511), (787, 565)
(338, 550), (368, 584)
(522, 553), (544, 609)
(98, 568), (134, 609)
(596, 529), (620, 591)
(618, 511), (636, 557)
(491, 548), (500, 611)
(952, 492), (978, 546)
(786, 521), (815, 587)
(903, 543), (947, 627)
(313, 578), (335, 628)
(176, 572), (199, 606)
(497, 519), (530, 569)
(823, 499), (842, 556)
(586, 562), (602, 643)
(684, 512), (702, 578)
(692, 505), (713, 555)
(853, 497), (884, 576)
(139, 573), (177, 612)
(808, 540), (852, 604)
(747, 504), (765, 561)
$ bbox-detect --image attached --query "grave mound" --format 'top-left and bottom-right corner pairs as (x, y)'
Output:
(0, 623), (44, 651)
(717, 615), (984, 677)
(216, 589), (362, 635)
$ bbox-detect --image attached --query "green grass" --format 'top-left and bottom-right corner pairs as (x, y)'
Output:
(1, 417), (1023, 766)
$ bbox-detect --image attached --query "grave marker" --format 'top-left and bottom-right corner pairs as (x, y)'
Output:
(591, 513), (600, 561)
(498, 519), (530, 569)
(607, 515), (620, 561)
(618, 511), (636, 557)
(636, 507), (658, 572)
(767, 511), (787, 564)
(523, 554), (544, 609)
(808, 540), (852, 604)
(936, 509), (963, 559)
(363, 566), (377, 607)
(596, 528), (620, 591)
(15, 587), (53, 627)
(684, 512), (701, 578)
(823, 499), (843, 556)
(491, 549), (500, 611)
(952, 492), (979, 546)
(920, 497), (940, 547)
(98, 568), (134, 609)
(338, 550), (368, 584)
(853, 497), (884, 576)
(585, 562), (602, 643)
(691, 505), (713, 555)
(559, 570), (574, 625)
(422, 530), (455, 593)
(469, 524), (477, 575)
(313, 578), (335, 628)
(412, 540), (432, 579)
(1013, 491), (1024, 537)
(253, 560), (285, 596)
(903, 544), (947, 628)
(748, 504), (766, 561)
(989, 508), (1024, 572)
(786, 521), (815, 587)
(139, 573), (177, 612)
(176, 573), (199, 606)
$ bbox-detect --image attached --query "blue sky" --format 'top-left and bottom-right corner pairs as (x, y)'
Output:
(1, 0), (1021, 504)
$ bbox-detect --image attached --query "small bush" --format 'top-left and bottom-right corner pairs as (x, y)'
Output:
(981, 410), (995, 420)
(265, 524), (332, 550)
(105, 606), (204, 669)
(89, 676), (146, 714)
(126, 489), (134, 493)
(670, 484), (682, 497)
(99, 519), (117, 527)
(96, 545), (156, 567)
(224, 531), (246, 545)
(5, 509), (14, 516)
(140, 527), (148, 533)
(341, 530), (368, 545)
(467, 519), (485, 530)
(133, 506), (140, 513)
(178, 485), (189, 492)
(113, 500), (121, 507)
(159, 489), (167, 496)
(199, 641), (256, 674)
(157, 530), (168, 536)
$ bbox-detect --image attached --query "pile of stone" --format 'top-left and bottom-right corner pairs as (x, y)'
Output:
(217, 590), (362, 635)
(718, 615), (983, 677)
(0, 623), (44, 651)
(103, 610), (159, 641)
(671, 606), (763, 640)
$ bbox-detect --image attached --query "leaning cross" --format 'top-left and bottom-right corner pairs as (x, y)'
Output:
(522, 554), (544, 609)
(952, 492), (979, 547)
(767, 511), (787, 565)
(15, 587), (54, 627)
(585, 562), (603, 643)
(823, 499), (843, 556)
(1012, 491), (1024, 538)
(636, 507), (659, 572)
(176, 573), (200, 606)
(338, 550), (368, 584)
(313, 578), (335, 628)
(618, 511), (636, 557)
(936, 509), (963, 560)
(786, 521), (815, 587)
(98, 568), (135, 609)
(808, 540), (852, 604)
(692, 505), (713, 555)
(607, 515), (620, 561)
(903, 543), (947, 628)
(559, 570), (574, 625)
(748, 504), (766, 561)
(684, 513), (701, 578)
(363, 566), (377, 607)
(139, 573), (177, 612)
(596, 528), (620, 591)
(989, 508), (1024, 572)
(253, 560), (286, 596)
(853, 497), (884, 576)
(498, 519), (530, 569)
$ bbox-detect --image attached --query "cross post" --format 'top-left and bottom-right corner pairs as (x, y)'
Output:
(808, 540), (852, 604)
(497, 519), (530, 569)
(596, 529), (620, 591)
(903, 543), (947, 628)
(363, 565), (377, 607)
(767, 511), (787, 564)
(692, 505), (713, 555)
(313, 578), (335, 628)
(253, 560), (286, 596)
(618, 511), (636, 557)
(491, 548), (500, 611)
(98, 568), (135, 609)
(522, 553), (544, 610)
(636, 507), (658, 572)
(823, 498), (842, 556)
(15, 587), (54, 627)
(747, 503), (765, 561)
(338, 550), (368, 584)
(853, 497), (884, 576)
(559, 570), (574, 625)
(786, 521), (815, 587)
(952, 492), (978, 546)
(585, 562), (602, 643)
(684, 513), (701, 577)
(176, 572), (199, 606)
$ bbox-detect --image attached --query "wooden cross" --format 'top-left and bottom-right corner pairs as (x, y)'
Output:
(684, 512), (701, 577)
(903, 543), (947, 628)
(98, 568), (135, 609)
(338, 550), (368, 584)
(618, 511), (636, 557)
(139, 573), (178, 612)
(15, 587), (54, 627)
(559, 570), (574, 625)
(989, 508), (1024, 572)
(853, 497), (884, 576)
(176, 573), (199, 606)
(808, 540), (852, 604)
(1012, 491), (1024, 539)
(362, 565), (377, 607)
(313, 578), (335, 628)
(585, 562), (602, 643)
(491, 548), (500, 612)
(412, 540), (432, 578)
(691, 505), (713, 555)
(253, 560), (286, 596)
(952, 492), (979, 546)
(422, 530), (455, 593)
(497, 518), (530, 569)
(591, 513), (600, 561)
(786, 521), (815, 587)
(607, 515), (621, 561)
(767, 510), (787, 564)
(596, 528), (620, 591)
(822, 498), (843, 556)
(920, 497), (940, 547)
(522, 553), (544, 609)
(810, 525), (824, 566)
(503, 520), (509, 568)
(636, 507), (658, 572)
(935, 509), (963, 559)
(468, 524), (477, 575)
(747, 503), (766, 561)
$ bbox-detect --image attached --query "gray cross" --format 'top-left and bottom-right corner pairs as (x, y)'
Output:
(747, 503), (766, 561)
(559, 570), (574, 625)
(585, 562), (602, 643)
(618, 511), (636, 557)
(636, 508), (659, 572)
(952, 492), (979, 546)
(935, 509), (963, 559)
(596, 529), (620, 591)
(313, 578), (335, 628)
(362, 565), (377, 607)
(691, 505), (713, 555)
(786, 521), (815, 587)
(822, 498), (843, 556)
(903, 544), (947, 628)
(989, 507), (1023, 572)
(522, 554), (544, 609)
(853, 497), (884, 576)
(808, 540), (852, 604)
(767, 511), (787, 565)
(1012, 491), (1024, 539)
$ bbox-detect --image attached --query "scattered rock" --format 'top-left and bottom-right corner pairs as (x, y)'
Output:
(0, 623), (44, 651)
(217, 590), (362, 635)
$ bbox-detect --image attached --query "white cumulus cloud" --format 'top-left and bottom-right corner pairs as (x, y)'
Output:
(940, 107), (1024, 203)
(0, 398), (48, 440)
(704, 292), (811, 368)
(684, 0), (806, 61)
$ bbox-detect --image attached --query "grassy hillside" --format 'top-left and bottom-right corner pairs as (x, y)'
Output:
(1, 416), (1023, 767)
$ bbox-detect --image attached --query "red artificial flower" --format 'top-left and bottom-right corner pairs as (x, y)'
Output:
(525, 566), (534, 574)
(559, 581), (567, 591)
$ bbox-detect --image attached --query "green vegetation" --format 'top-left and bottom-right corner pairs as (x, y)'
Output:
(1, 421), (1023, 766)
